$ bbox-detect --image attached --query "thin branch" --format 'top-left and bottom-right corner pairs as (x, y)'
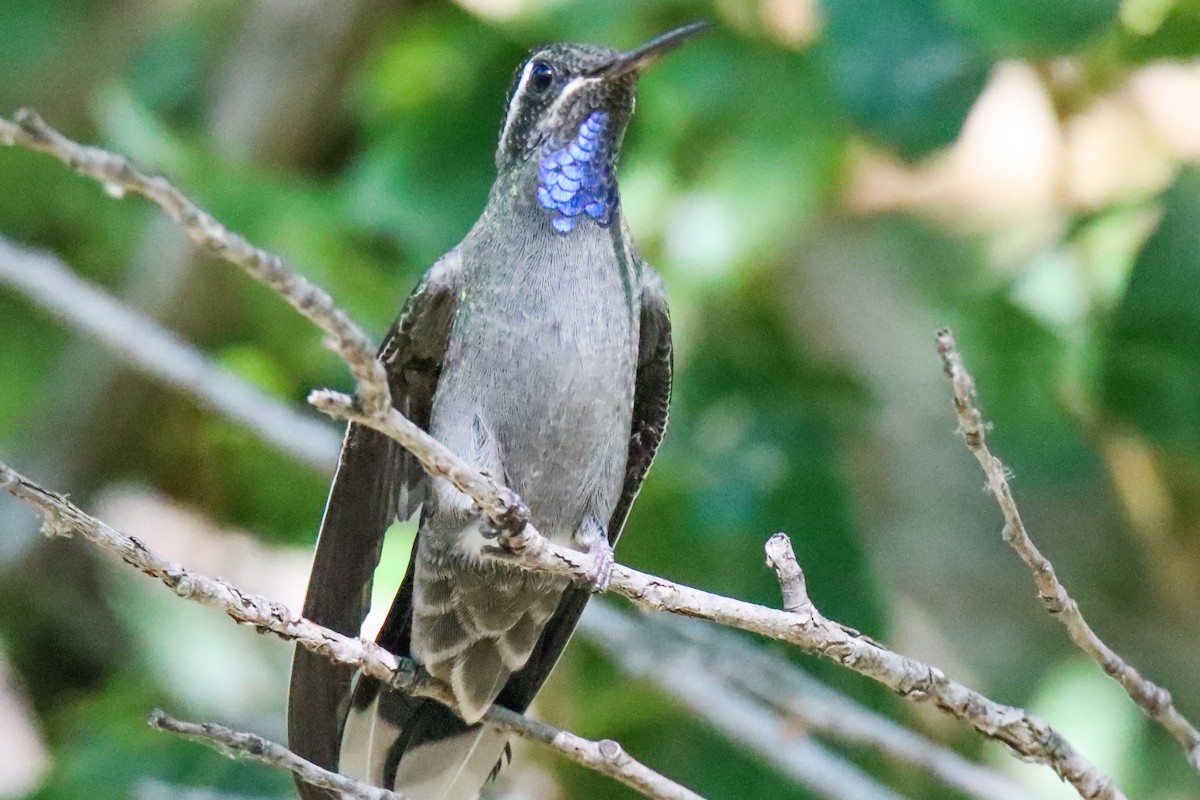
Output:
(582, 604), (912, 800)
(760, 533), (1122, 800)
(0, 108), (529, 538)
(148, 710), (405, 800)
(0, 110), (390, 417)
(0, 112), (1127, 799)
(0, 462), (706, 800)
(0, 237), (341, 473)
(583, 606), (1033, 800)
(0, 455), (1118, 800)
(307, 390), (531, 535)
(936, 328), (1200, 771)
(0, 234), (1035, 800)
(479, 706), (704, 800)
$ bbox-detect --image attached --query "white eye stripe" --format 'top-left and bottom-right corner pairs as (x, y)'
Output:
(499, 60), (535, 150)
(500, 66), (601, 155)
(544, 75), (596, 119)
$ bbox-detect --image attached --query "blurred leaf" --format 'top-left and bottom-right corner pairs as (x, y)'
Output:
(940, 0), (1120, 54)
(819, 0), (992, 158)
(0, 300), (67, 436)
(955, 294), (1098, 484)
(96, 85), (194, 173)
(1102, 169), (1200, 454)
(1022, 657), (1142, 796)
(1120, 0), (1179, 35)
(128, 23), (209, 121)
(31, 679), (292, 800)
(344, 9), (521, 266)
(102, 403), (331, 545)
(216, 344), (292, 398)
(655, 42), (844, 266)
(363, 521), (416, 639)
(0, 0), (76, 82)
(629, 272), (881, 633)
(1118, 0), (1200, 59)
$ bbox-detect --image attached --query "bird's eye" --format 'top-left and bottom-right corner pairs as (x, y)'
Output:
(529, 61), (554, 94)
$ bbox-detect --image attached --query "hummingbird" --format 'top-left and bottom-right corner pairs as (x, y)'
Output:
(288, 22), (707, 800)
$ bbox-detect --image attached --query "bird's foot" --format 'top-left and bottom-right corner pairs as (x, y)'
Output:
(478, 486), (530, 552)
(578, 517), (614, 593)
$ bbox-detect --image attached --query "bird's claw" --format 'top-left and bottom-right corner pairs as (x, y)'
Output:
(585, 542), (614, 593)
(578, 520), (614, 593)
(477, 488), (530, 548)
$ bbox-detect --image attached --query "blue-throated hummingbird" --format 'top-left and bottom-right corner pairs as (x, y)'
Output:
(288, 21), (708, 799)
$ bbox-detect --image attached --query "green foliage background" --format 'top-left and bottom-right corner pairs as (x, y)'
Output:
(1, 0), (1198, 798)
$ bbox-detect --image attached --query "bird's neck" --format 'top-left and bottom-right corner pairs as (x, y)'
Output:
(487, 110), (622, 238)
(468, 163), (634, 297)
(483, 165), (624, 242)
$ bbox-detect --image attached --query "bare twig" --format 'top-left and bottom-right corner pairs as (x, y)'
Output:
(937, 328), (1200, 772)
(148, 710), (405, 800)
(582, 604), (912, 800)
(479, 706), (704, 800)
(760, 532), (1121, 800)
(0, 236), (1030, 800)
(306, 390), (531, 534)
(0, 237), (341, 472)
(0, 108), (533, 542)
(0, 462), (705, 800)
(0, 456), (1119, 799)
(582, 606), (1033, 800)
(0, 112), (1128, 799)
(0, 110), (390, 417)
(766, 532), (812, 615)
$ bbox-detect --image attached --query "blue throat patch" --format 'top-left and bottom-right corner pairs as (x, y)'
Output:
(537, 111), (617, 234)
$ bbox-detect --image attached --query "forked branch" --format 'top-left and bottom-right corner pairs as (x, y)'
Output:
(0, 110), (1138, 800)
(0, 462), (705, 800)
(0, 243), (1029, 800)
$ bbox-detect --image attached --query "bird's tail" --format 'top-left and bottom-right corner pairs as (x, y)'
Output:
(338, 552), (567, 798)
(336, 552), (595, 800)
(340, 679), (510, 800)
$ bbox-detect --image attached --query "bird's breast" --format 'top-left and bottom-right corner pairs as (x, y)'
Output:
(432, 237), (639, 536)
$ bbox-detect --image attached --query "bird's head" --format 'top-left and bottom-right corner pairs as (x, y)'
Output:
(494, 22), (709, 233)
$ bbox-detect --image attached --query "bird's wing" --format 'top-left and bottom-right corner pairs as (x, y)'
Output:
(607, 264), (673, 545)
(287, 247), (463, 800)
(495, 260), (673, 712)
